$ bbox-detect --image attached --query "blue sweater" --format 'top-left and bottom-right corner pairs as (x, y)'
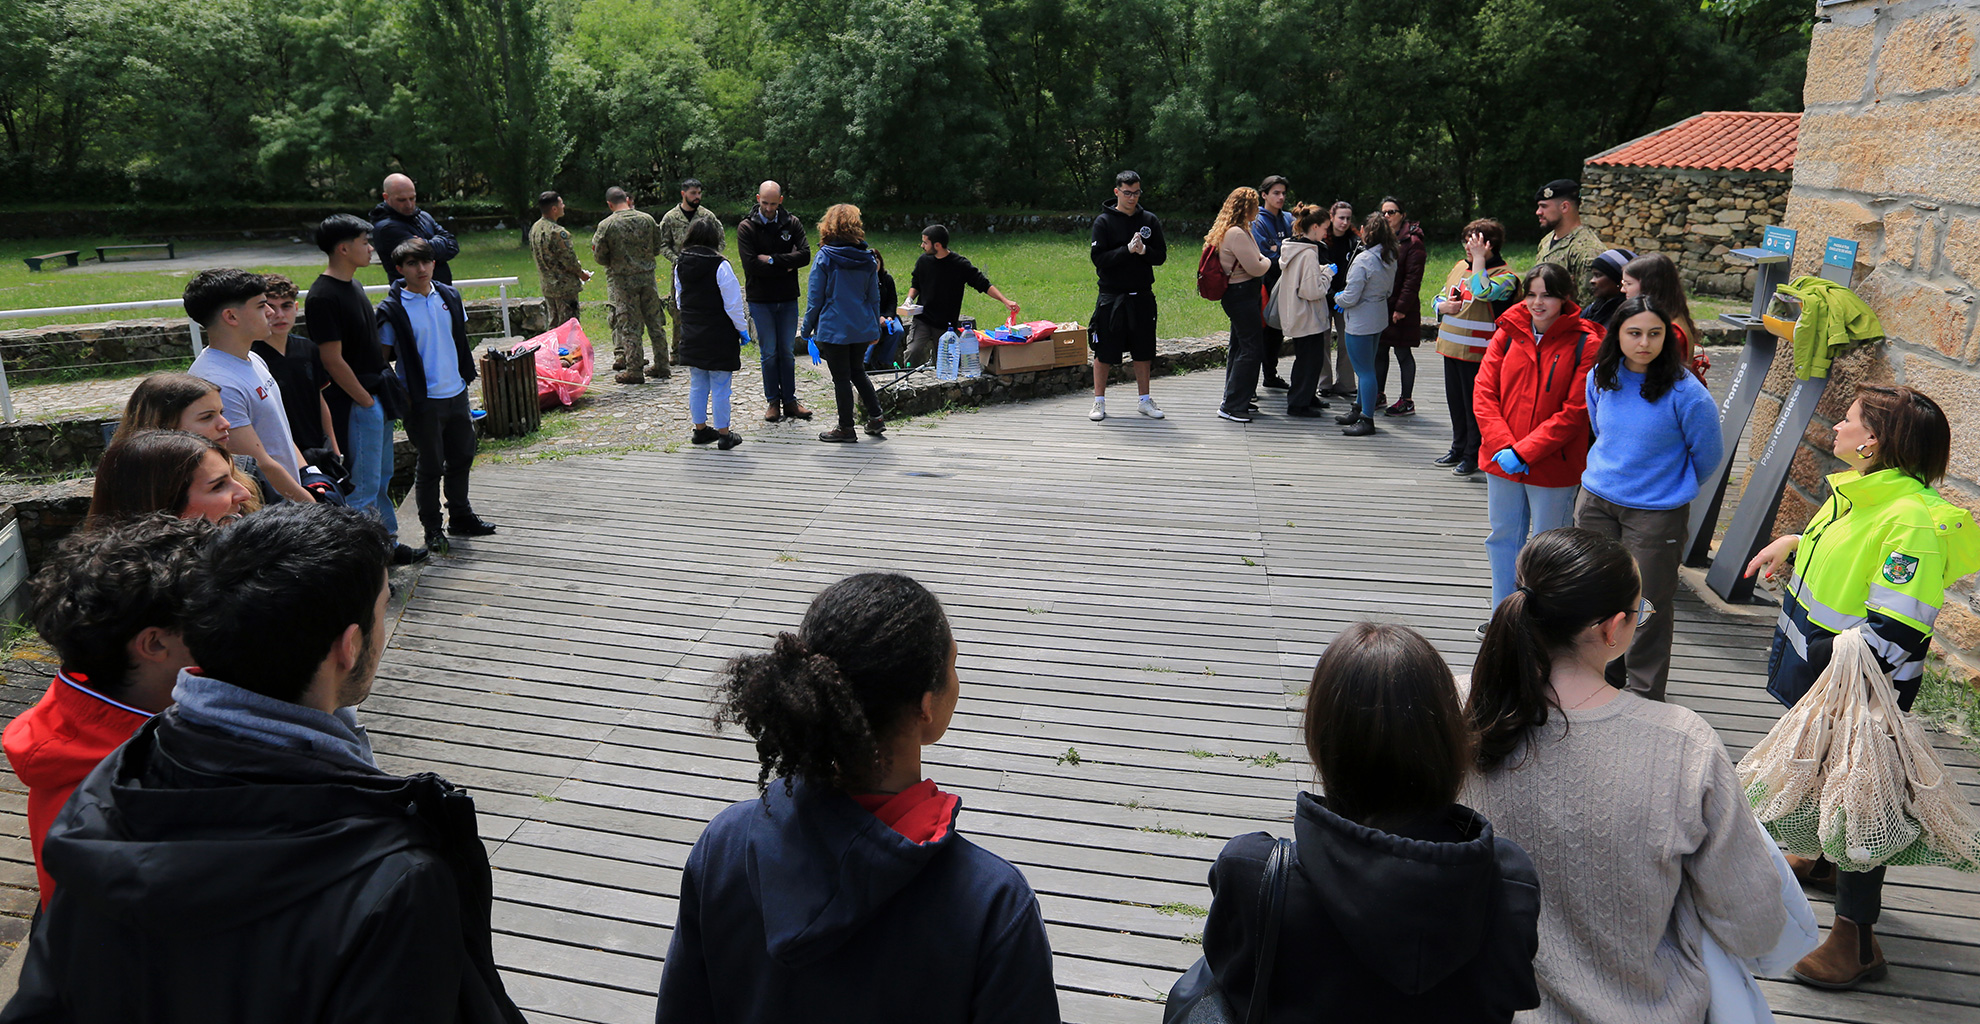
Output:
(655, 776), (1060, 1024)
(1583, 368), (1723, 510)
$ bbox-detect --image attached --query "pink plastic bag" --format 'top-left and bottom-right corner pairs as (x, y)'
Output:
(512, 318), (595, 408)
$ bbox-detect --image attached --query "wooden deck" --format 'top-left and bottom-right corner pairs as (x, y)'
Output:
(355, 367), (1978, 1024)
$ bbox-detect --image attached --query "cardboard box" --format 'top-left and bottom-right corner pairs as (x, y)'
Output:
(985, 337), (1055, 374)
(1051, 327), (1089, 368)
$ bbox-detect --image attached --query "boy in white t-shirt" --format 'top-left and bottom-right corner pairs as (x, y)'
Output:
(185, 269), (314, 504)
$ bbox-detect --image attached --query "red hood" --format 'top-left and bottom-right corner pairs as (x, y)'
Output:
(853, 779), (960, 844)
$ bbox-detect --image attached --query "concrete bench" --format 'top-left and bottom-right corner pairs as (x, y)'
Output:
(23, 250), (80, 272)
(95, 242), (176, 263)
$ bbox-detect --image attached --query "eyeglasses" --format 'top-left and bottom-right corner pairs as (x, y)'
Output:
(1635, 598), (1654, 626)
(1118, 189), (1142, 197)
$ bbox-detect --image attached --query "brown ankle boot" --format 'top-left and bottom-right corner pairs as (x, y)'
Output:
(1787, 854), (1837, 893)
(1792, 916), (1887, 989)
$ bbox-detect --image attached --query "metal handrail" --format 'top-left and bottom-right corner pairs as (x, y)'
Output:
(0, 277), (522, 424)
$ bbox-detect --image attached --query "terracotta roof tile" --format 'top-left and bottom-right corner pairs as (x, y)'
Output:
(1585, 111), (1801, 173)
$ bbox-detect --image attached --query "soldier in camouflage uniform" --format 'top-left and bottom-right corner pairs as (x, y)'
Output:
(657, 178), (723, 363)
(529, 191), (590, 328)
(591, 186), (669, 383)
(1533, 178), (1606, 287)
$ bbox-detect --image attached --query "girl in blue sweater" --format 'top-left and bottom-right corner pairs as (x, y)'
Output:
(1573, 296), (1722, 701)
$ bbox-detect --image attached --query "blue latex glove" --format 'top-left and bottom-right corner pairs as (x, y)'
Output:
(1492, 448), (1529, 475)
(739, 329), (752, 348)
(807, 337), (822, 365)
(1330, 263), (1342, 275)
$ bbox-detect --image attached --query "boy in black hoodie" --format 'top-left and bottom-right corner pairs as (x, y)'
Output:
(1087, 170), (1168, 422)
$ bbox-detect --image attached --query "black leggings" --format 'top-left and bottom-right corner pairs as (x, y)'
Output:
(1375, 345), (1416, 402)
(820, 342), (881, 431)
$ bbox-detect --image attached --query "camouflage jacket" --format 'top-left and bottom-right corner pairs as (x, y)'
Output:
(657, 204), (724, 271)
(592, 208), (663, 278)
(529, 217), (584, 297)
(1536, 224), (1605, 285)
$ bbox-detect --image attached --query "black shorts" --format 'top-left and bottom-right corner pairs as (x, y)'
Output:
(1091, 291), (1158, 364)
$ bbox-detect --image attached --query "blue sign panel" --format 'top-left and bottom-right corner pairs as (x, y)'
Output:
(1762, 225), (1797, 255)
(1824, 237), (1859, 269)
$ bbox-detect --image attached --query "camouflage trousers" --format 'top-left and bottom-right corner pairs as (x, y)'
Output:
(544, 294), (580, 330)
(606, 276), (669, 374)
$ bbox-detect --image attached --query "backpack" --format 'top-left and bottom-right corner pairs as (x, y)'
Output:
(1196, 242), (1230, 301)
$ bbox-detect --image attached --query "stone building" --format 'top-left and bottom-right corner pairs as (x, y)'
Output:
(1581, 111), (1800, 295)
(1757, 0), (1980, 674)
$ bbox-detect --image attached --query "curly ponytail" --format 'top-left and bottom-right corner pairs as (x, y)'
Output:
(715, 573), (954, 791)
(1468, 528), (1639, 771)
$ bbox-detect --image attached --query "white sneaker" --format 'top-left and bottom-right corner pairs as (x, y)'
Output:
(1089, 397), (1107, 421)
(1138, 396), (1165, 419)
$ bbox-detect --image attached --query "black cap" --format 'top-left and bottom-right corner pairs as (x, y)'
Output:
(1536, 179), (1580, 202)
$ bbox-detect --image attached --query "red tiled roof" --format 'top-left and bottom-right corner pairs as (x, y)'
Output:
(1585, 111), (1800, 173)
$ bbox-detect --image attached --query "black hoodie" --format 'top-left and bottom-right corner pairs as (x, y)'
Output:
(1203, 793), (1540, 1024)
(1089, 200), (1167, 294)
(0, 712), (525, 1024)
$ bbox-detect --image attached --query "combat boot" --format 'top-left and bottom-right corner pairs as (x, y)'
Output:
(616, 358), (646, 385)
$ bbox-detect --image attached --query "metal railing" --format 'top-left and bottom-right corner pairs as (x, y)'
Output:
(0, 277), (521, 424)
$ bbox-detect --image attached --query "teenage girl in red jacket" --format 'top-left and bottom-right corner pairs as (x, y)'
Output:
(1473, 262), (1603, 631)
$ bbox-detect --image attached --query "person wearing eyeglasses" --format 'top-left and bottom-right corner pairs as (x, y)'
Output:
(1087, 170), (1168, 422)
(1374, 197), (1427, 416)
(1574, 297), (1721, 703)
(1463, 527), (1788, 1024)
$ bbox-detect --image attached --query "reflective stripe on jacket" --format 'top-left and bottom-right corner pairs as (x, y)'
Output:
(1766, 468), (1980, 708)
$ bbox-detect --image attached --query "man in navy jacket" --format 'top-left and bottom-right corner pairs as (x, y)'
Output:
(371, 173), (461, 285)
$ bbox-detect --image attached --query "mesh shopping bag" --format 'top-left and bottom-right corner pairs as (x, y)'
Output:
(1738, 627), (1980, 873)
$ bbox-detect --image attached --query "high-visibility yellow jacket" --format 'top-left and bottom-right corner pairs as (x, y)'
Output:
(1768, 468), (1980, 708)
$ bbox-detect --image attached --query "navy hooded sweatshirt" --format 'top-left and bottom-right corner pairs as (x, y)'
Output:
(655, 776), (1060, 1024)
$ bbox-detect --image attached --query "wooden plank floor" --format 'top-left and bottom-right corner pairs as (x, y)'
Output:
(368, 367), (1980, 1024)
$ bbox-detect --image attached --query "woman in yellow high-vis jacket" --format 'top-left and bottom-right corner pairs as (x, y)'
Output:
(1744, 384), (1978, 991)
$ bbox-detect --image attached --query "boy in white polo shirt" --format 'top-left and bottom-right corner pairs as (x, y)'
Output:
(185, 269), (315, 505)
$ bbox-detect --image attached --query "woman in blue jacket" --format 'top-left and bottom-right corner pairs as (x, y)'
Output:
(801, 204), (886, 443)
(1574, 296), (1722, 702)
(655, 573), (1061, 1024)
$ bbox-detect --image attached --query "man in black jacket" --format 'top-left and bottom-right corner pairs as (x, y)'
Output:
(371, 172), (461, 285)
(0, 504), (526, 1024)
(1088, 170), (1168, 422)
(735, 180), (813, 423)
(376, 237), (495, 555)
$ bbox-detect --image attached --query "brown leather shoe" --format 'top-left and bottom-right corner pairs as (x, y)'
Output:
(764, 403), (784, 423)
(783, 401), (813, 421)
(1792, 916), (1887, 990)
(1787, 854), (1837, 893)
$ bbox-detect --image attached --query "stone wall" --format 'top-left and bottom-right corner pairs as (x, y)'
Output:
(1579, 166), (1792, 295)
(1767, 0), (1980, 672)
(0, 297), (549, 388)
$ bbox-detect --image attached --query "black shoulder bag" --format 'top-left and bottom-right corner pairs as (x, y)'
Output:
(1162, 838), (1292, 1024)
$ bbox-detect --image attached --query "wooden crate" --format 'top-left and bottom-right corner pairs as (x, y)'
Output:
(479, 345), (541, 438)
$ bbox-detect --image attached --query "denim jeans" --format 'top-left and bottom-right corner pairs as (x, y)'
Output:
(1343, 333), (1382, 418)
(750, 300), (800, 402)
(689, 368), (733, 430)
(1485, 474), (1578, 610)
(345, 397), (397, 538)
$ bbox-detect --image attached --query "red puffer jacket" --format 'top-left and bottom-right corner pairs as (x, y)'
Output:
(1474, 302), (1602, 488)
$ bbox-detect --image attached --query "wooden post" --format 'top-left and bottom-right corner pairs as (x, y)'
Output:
(478, 345), (540, 438)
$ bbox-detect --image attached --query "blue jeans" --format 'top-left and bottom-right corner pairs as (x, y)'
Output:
(689, 368), (733, 430)
(1344, 333), (1382, 418)
(750, 301), (799, 402)
(345, 398), (397, 538)
(1485, 474), (1577, 610)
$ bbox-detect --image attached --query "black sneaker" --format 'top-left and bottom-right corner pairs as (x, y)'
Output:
(1433, 449), (1463, 466)
(424, 531), (451, 557)
(449, 516), (499, 537)
(1216, 408), (1253, 423)
(391, 543), (429, 566)
(865, 417), (887, 436)
(818, 428), (859, 443)
(1264, 375), (1291, 390)
(717, 433), (743, 450)
(1334, 410), (1360, 426)
(692, 426), (719, 445)
(1342, 416), (1376, 437)
(1453, 460), (1478, 477)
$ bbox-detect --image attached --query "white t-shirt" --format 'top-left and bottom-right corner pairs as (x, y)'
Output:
(191, 347), (301, 482)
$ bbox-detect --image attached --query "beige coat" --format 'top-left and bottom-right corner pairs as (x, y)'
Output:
(1219, 226), (1270, 283)
(1276, 237), (1336, 338)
